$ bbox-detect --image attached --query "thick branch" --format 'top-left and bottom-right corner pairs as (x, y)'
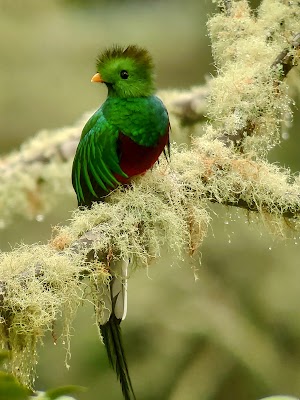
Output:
(1, 136), (300, 360)
(1, 136), (300, 308)
(1, 124), (300, 231)
(2, 141), (300, 301)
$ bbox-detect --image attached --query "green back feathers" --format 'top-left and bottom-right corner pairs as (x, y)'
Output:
(95, 45), (155, 98)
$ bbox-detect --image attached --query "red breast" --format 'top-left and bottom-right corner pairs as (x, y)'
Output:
(115, 127), (170, 183)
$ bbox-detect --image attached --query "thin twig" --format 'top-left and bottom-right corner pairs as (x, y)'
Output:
(219, 0), (232, 15)
(209, 196), (299, 219)
(271, 33), (300, 79)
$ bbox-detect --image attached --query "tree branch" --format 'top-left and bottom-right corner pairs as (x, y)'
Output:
(0, 26), (298, 217)
(219, 32), (300, 148)
(271, 33), (300, 79)
(1, 136), (300, 368)
(1, 0), (300, 388)
(2, 135), (300, 307)
(219, 0), (232, 15)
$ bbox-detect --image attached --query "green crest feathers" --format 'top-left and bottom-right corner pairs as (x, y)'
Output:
(95, 44), (156, 98)
(96, 45), (154, 72)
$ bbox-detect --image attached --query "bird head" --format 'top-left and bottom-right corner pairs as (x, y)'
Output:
(92, 45), (155, 98)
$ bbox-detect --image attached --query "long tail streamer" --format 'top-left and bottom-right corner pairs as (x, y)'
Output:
(100, 316), (136, 400)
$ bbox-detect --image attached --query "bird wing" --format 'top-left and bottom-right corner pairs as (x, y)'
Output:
(72, 109), (128, 206)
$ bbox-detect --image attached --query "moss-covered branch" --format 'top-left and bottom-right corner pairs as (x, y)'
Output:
(272, 32), (300, 79)
(206, 0), (300, 152)
(1, 0), (300, 389)
(2, 134), (300, 384)
(1, 125), (300, 230)
(0, 1), (298, 229)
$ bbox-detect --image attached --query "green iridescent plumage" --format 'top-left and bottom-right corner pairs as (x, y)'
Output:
(72, 95), (168, 205)
(71, 45), (170, 400)
(72, 45), (169, 206)
(96, 45), (155, 98)
(72, 108), (126, 204)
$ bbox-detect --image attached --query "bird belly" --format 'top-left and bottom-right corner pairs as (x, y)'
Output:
(115, 131), (169, 183)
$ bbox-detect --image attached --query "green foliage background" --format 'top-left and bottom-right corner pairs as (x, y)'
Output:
(0, 0), (300, 399)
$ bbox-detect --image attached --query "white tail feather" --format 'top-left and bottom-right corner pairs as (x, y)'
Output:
(99, 258), (129, 325)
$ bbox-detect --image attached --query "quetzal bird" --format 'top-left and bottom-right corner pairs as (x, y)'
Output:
(71, 45), (170, 399)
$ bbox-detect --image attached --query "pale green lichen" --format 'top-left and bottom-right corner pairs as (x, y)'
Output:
(0, 114), (91, 228)
(175, 136), (300, 235)
(1, 0), (300, 389)
(0, 2), (299, 227)
(1, 133), (300, 387)
(59, 158), (211, 266)
(206, 0), (299, 156)
(0, 244), (108, 387)
(0, 151), (212, 387)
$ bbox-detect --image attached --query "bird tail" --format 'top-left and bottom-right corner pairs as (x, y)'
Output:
(98, 258), (136, 400)
(100, 316), (136, 400)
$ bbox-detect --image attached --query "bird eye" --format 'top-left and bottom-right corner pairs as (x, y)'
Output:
(120, 70), (129, 79)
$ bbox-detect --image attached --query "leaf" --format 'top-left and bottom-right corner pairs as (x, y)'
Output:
(0, 371), (30, 400)
(259, 397), (299, 400)
(44, 386), (85, 400)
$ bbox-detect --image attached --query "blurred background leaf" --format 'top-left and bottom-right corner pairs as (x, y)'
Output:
(0, 352), (30, 400)
(259, 397), (299, 400)
(0, 0), (300, 399)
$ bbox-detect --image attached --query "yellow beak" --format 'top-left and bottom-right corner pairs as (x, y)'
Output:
(91, 72), (104, 83)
